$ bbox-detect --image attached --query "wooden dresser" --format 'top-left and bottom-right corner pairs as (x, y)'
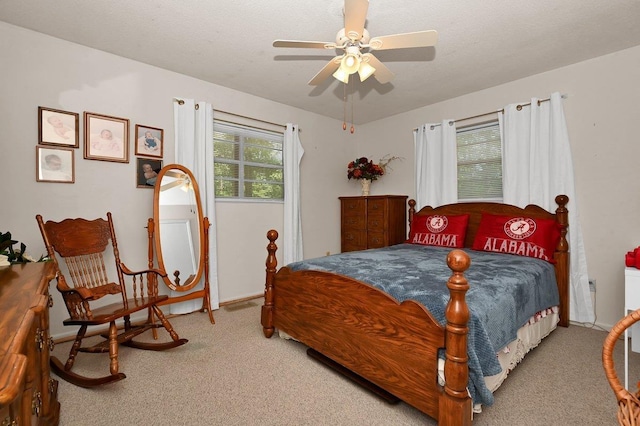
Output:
(339, 195), (408, 252)
(0, 262), (60, 426)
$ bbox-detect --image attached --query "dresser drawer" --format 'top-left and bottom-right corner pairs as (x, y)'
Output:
(342, 199), (365, 217)
(342, 215), (366, 230)
(342, 230), (367, 248)
(367, 216), (385, 231)
(367, 198), (387, 217)
(367, 232), (387, 248)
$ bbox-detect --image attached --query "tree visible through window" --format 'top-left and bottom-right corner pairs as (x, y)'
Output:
(456, 122), (502, 201)
(213, 122), (284, 199)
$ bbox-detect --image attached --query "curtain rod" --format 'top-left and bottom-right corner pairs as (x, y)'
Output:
(214, 118), (284, 135)
(173, 98), (290, 130)
(413, 94), (567, 131)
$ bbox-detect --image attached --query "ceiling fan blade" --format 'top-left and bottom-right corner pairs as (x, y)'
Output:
(161, 180), (183, 191)
(362, 53), (394, 84)
(164, 170), (184, 178)
(308, 57), (342, 86)
(273, 40), (336, 49)
(369, 30), (438, 50)
(344, 0), (369, 40)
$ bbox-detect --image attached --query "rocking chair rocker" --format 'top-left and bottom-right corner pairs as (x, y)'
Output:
(36, 212), (188, 388)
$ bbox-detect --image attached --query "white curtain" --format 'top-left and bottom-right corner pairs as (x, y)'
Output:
(283, 124), (304, 265)
(500, 92), (593, 323)
(413, 120), (458, 209)
(172, 98), (219, 314)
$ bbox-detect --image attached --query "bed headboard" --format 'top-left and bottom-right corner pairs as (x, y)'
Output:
(408, 195), (570, 327)
(408, 195), (569, 249)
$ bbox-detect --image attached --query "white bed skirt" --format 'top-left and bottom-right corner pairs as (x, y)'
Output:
(436, 306), (559, 413)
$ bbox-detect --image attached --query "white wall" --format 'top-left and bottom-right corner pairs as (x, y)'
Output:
(0, 22), (362, 337)
(359, 45), (640, 330)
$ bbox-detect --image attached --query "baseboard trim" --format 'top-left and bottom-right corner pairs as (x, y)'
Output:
(220, 293), (263, 307)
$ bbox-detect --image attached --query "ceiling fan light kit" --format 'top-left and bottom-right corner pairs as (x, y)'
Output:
(332, 45), (376, 83)
(273, 0), (438, 86)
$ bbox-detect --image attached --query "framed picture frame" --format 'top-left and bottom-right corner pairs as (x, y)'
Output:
(36, 146), (74, 183)
(135, 124), (164, 158)
(84, 112), (129, 163)
(136, 158), (163, 188)
(38, 107), (79, 148)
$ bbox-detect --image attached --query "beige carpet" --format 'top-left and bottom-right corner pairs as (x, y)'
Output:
(52, 299), (637, 425)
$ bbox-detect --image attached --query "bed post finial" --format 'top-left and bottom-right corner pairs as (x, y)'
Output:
(408, 199), (416, 237)
(441, 249), (472, 425)
(262, 230), (279, 338)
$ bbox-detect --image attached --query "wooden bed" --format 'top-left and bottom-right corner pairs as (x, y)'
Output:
(261, 195), (569, 425)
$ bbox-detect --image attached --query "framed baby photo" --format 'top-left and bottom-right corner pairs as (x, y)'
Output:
(135, 124), (163, 158)
(38, 107), (79, 148)
(84, 112), (130, 163)
(136, 158), (163, 188)
(36, 146), (75, 183)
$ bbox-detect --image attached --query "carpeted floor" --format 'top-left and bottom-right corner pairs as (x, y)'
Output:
(52, 299), (637, 425)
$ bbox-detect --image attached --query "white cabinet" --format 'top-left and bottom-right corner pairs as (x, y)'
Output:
(624, 267), (640, 389)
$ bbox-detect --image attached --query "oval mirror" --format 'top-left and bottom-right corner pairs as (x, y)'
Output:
(153, 164), (204, 292)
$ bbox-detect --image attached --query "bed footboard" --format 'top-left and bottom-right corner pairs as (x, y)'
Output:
(261, 230), (472, 425)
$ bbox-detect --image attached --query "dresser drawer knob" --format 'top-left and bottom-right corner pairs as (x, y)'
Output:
(2, 416), (18, 426)
(32, 391), (42, 416)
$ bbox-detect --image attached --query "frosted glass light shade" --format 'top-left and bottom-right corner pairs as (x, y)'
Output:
(357, 62), (376, 81)
(340, 53), (361, 74)
(332, 67), (350, 84)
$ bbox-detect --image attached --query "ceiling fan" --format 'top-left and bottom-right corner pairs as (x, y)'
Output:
(273, 0), (438, 86)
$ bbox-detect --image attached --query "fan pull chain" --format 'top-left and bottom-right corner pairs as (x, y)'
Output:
(340, 78), (355, 134)
(350, 83), (355, 134)
(342, 81), (347, 131)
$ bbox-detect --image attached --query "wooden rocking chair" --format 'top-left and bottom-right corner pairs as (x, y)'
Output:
(603, 309), (640, 425)
(36, 213), (188, 388)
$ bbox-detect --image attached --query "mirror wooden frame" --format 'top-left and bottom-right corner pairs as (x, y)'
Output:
(148, 163), (214, 323)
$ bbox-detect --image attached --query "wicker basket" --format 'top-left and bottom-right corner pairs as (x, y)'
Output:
(603, 309), (640, 426)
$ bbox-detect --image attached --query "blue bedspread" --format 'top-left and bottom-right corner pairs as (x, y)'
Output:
(286, 243), (559, 406)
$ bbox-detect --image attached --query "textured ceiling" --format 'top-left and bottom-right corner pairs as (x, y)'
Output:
(2, 0), (640, 124)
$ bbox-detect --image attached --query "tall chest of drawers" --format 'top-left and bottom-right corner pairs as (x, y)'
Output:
(339, 195), (408, 252)
(0, 262), (60, 426)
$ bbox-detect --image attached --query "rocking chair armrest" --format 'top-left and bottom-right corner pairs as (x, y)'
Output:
(119, 263), (168, 278)
(58, 286), (97, 301)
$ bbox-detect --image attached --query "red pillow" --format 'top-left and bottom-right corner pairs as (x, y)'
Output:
(472, 213), (561, 263)
(408, 214), (469, 248)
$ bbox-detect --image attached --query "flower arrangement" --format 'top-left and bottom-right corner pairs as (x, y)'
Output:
(347, 157), (385, 181)
(0, 231), (47, 266)
(347, 155), (403, 181)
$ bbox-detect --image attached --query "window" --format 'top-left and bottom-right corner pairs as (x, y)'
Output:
(213, 122), (284, 200)
(456, 122), (502, 201)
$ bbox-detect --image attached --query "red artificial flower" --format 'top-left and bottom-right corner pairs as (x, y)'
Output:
(346, 157), (385, 181)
